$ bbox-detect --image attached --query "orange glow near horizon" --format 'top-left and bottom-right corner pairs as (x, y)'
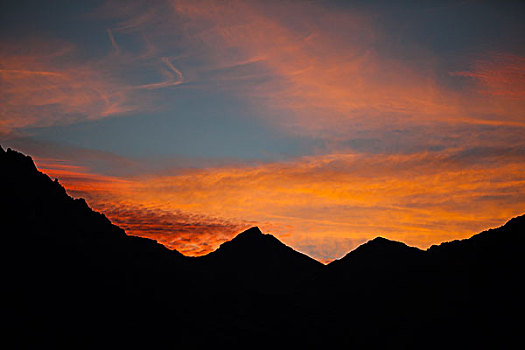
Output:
(35, 150), (525, 262)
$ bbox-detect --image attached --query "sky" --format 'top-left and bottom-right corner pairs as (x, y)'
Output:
(1, 0), (524, 262)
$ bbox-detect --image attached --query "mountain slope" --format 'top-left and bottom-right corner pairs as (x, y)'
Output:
(1, 146), (191, 347)
(1, 145), (185, 261)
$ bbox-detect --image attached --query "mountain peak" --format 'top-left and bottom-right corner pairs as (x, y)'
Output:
(200, 225), (323, 292)
(329, 235), (423, 268)
(364, 236), (410, 249)
(216, 226), (277, 253)
(205, 226), (322, 269)
(368, 236), (392, 244)
(1, 145), (38, 174)
(232, 226), (264, 240)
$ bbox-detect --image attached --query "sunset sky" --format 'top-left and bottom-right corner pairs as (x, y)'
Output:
(1, 0), (524, 262)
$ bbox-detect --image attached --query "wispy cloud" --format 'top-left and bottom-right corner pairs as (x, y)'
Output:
(0, 27), (187, 131)
(452, 53), (525, 98)
(164, 0), (525, 134)
(0, 43), (135, 130)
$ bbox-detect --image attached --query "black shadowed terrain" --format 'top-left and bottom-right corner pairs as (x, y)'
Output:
(2, 146), (524, 348)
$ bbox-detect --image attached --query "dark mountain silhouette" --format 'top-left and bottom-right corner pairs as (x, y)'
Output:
(309, 215), (525, 348)
(1, 146), (191, 348)
(2, 145), (524, 348)
(327, 236), (425, 278)
(196, 226), (323, 293)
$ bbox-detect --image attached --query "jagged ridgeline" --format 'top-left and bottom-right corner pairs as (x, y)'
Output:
(2, 146), (524, 348)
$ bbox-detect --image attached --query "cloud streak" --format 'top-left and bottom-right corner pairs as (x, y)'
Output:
(452, 53), (525, 98)
(0, 44), (134, 130)
(133, 57), (184, 90)
(0, 29), (186, 131)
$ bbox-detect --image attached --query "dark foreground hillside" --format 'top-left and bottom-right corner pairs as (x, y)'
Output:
(2, 146), (524, 348)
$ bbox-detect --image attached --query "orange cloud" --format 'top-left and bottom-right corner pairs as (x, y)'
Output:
(36, 157), (250, 255)
(97, 204), (249, 255)
(33, 147), (525, 261)
(452, 53), (525, 98)
(0, 44), (134, 130)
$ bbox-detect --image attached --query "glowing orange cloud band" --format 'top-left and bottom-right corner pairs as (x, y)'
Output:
(35, 149), (525, 262)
